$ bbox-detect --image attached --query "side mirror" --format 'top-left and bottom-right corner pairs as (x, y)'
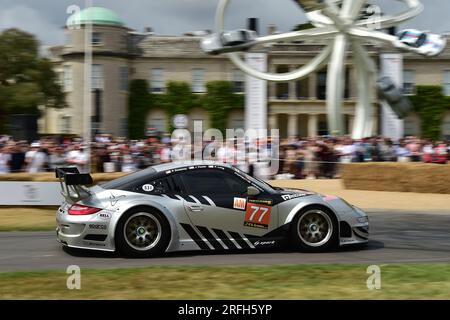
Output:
(247, 186), (261, 197)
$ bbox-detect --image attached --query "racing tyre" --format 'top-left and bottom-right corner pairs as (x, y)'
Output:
(115, 207), (171, 258)
(290, 206), (338, 252)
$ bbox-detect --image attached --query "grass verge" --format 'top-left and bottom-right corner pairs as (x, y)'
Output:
(0, 207), (56, 231)
(1, 263), (449, 299)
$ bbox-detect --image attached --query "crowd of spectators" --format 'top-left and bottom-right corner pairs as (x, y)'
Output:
(0, 134), (448, 179)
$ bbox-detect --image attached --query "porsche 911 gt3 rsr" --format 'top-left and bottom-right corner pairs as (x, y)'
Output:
(55, 161), (369, 257)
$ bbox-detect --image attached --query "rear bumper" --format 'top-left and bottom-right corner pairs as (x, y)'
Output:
(56, 204), (116, 252)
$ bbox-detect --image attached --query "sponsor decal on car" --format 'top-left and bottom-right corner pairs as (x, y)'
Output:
(98, 212), (112, 220)
(244, 203), (272, 229)
(281, 193), (308, 201)
(142, 184), (154, 192)
(248, 198), (273, 206)
(109, 193), (126, 206)
(254, 240), (276, 247)
(233, 197), (247, 210)
(323, 195), (338, 202)
(88, 224), (107, 230)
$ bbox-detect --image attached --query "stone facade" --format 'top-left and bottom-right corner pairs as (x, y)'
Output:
(45, 8), (450, 139)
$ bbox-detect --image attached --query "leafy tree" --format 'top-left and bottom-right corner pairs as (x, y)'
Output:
(409, 86), (450, 140)
(0, 28), (65, 131)
(127, 80), (244, 138)
(202, 81), (244, 133)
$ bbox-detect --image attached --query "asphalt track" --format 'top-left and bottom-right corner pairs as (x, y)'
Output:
(1, 211), (450, 272)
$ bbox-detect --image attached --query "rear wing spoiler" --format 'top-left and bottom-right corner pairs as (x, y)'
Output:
(55, 167), (93, 202)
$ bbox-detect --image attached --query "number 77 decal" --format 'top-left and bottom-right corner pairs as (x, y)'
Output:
(244, 204), (272, 229)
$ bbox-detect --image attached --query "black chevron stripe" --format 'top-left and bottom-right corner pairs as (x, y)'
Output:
(196, 226), (225, 250)
(212, 229), (238, 250)
(228, 231), (251, 249)
(180, 223), (210, 250)
(196, 196), (210, 206)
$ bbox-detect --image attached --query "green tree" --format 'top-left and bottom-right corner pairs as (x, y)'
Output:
(0, 28), (64, 131)
(127, 80), (245, 138)
(409, 86), (450, 140)
(202, 81), (244, 133)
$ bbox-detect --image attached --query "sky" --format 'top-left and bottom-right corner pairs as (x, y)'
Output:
(0, 0), (449, 47)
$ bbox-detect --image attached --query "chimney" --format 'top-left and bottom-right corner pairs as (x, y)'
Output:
(247, 18), (259, 35)
(144, 27), (153, 33)
(268, 24), (277, 35)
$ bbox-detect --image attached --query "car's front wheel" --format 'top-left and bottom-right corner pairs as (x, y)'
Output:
(290, 206), (338, 252)
(115, 207), (170, 258)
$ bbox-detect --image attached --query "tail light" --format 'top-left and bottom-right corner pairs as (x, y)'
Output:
(68, 204), (101, 215)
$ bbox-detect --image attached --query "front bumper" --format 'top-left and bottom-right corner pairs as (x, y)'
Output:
(56, 203), (115, 252)
(338, 206), (369, 246)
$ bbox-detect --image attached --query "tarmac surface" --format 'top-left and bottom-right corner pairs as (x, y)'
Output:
(1, 211), (450, 272)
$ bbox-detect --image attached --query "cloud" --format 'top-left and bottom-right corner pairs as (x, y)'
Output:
(0, 4), (65, 46)
(0, 0), (449, 48)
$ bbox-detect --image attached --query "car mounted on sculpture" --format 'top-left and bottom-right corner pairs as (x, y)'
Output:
(55, 162), (369, 258)
(397, 29), (447, 57)
(201, 29), (257, 55)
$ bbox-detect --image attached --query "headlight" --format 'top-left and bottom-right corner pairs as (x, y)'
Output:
(357, 216), (369, 223)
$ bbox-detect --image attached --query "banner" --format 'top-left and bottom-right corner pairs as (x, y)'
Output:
(380, 53), (404, 141)
(245, 53), (268, 133)
(0, 182), (63, 206)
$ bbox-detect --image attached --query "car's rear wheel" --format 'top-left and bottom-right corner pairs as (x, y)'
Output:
(290, 206), (338, 252)
(115, 207), (170, 258)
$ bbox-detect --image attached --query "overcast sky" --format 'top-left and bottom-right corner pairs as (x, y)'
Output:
(0, 0), (449, 47)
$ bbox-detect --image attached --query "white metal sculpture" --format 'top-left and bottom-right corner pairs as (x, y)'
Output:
(201, 0), (446, 139)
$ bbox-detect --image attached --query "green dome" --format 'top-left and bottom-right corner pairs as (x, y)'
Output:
(68, 7), (125, 27)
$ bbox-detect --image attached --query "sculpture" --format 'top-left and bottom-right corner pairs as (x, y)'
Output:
(201, 0), (446, 138)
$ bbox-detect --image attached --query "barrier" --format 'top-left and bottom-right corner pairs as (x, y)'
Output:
(0, 173), (128, 206)
(341, 163), (450, 194)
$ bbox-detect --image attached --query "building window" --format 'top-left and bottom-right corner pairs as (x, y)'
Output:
(275, 65), (289, 99)
(317, 70), (327, 100)
(119, 66), (129, 91)
(344, 67), (350, 99)
(232, 69), (245, 93)
(296, 77), (309, 100)
(63, 65), (72, 92)
(192, 68), (206, 93)
(403, 70), (416, 95)
(443, 71), (450, 96)
(150, 68), (165, 93)
(92, 32), (102, 45)
(91, 64), (104, 90)
(60, 115), (72, 134)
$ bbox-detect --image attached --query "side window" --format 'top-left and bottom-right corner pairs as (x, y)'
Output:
(179, 169), (249, 196)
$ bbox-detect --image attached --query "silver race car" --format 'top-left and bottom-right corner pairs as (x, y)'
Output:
(56, 162), (369, 257)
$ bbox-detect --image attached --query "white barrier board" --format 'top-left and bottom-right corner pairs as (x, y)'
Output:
(0, 182), (64, 206)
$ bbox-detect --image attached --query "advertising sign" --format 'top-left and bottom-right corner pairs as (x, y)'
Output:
(245, 53), (268, 133)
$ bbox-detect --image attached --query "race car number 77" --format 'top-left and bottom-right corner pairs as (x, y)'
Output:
(244, 204), (272, 229)
(248, 205), (269, 222)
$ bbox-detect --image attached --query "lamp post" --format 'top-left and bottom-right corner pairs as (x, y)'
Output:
(83, 0), (93, 172)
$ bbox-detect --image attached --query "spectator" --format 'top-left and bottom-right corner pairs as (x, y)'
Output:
(28, 146), (49, 173)
(66, 144), (88, 172)
(10, 143), (26, 172)
(0, 145), (11, 174)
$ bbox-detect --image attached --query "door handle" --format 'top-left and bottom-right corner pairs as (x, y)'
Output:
(187, 204), (204, 212)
